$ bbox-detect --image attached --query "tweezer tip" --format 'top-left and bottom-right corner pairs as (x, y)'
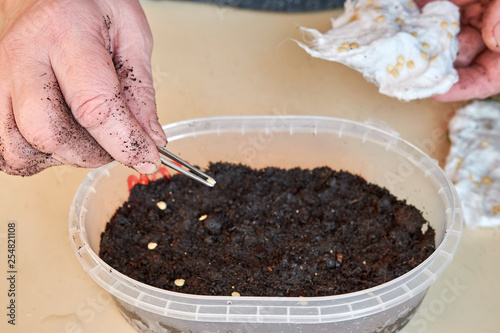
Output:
(206, 178), (216, 186)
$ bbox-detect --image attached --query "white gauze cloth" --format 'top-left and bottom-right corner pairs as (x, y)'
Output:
(445, 100), (500, 228)
(297, 0), (460, 101)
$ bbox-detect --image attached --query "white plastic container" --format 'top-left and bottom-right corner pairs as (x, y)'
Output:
(69, 116), (462, 333)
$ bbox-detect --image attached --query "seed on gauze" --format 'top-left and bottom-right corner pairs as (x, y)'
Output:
(297, 0), (460, 101)
(338, 42), (360, 52)
(482, 177), (493, 185)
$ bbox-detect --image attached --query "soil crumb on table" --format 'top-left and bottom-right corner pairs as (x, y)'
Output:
(99, 162), (435, 297)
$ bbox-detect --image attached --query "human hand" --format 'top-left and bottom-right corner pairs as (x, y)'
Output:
(417, 0), (500, 101)
(0, 0), (166, 176)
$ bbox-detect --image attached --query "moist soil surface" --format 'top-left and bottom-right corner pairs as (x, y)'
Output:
(99, 162), (435, 297)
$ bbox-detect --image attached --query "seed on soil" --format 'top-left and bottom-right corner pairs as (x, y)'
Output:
(174, 279), (185, 287)
(231, 291), (241, 297)
(157, 201), (167, 210)
(148, 242), (158, 250)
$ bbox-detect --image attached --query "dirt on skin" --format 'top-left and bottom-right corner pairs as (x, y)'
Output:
(99, 162), (435, 297)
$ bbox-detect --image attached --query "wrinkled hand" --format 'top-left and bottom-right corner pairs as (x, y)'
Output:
(421, 0), (500, 101)
(0, 0), (166, 176)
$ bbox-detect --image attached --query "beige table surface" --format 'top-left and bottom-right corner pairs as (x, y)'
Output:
(1, 1), (499, 332)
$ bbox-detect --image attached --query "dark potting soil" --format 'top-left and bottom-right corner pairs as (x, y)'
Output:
(99, 162), (435, 297)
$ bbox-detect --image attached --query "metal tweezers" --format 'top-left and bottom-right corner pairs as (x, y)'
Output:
(158, 147), (216, 187)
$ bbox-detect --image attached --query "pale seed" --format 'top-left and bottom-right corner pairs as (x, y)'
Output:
(421, 51), (428, 59)
(407, 60), (415, 69)
(397, 55), (405, 64)
(481, 140), (490, 148)
(148, 242), (158, 250)
(349, 42), (360, 49)
(156, 201), (167, 210)
(482, 177), (493, 185)
(395, 18), (404, 24)
(231, 291), (241, 297)
(376, 15), (385, 22)
(410, 32), (418, 37)
(452, 22), (459, 29)
(455, 157), (462, 170)
(396, 63), (404, 71)
(440, 21), (449, 29)
(422, 42), (430, 50)
(199, 214), (208, 221)
(174, 279), (185, 287)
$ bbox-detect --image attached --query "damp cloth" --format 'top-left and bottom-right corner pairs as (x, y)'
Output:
(297, 0), (460, 101)
(445, 100), (500, 228)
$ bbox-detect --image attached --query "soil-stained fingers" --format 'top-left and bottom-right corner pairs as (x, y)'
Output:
(48, 13), (161, 174)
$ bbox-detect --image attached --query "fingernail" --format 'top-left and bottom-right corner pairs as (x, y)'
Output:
(494, 22), (500, 49)
(134, 162), (158, 174)
(150, 116), (168, 146)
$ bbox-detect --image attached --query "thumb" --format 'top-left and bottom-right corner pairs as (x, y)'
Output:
(482, 0), (500, 52)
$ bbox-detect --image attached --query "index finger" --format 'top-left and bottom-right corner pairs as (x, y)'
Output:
(50, 29), (161, 174)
